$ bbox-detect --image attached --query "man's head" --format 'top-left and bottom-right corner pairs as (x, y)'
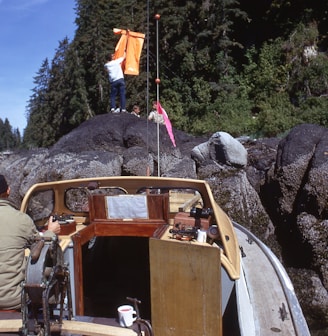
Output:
(0, 175), (9, 196)
(133, 105), (140, 114)
(107, 54), (115, 62)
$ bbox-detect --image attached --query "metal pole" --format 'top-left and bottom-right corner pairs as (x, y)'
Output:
(155, 14), (160, 177)
(146, 0), (150, 176)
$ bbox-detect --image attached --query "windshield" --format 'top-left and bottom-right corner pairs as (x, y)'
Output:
(26, 189), (54, 222)
(136, 187), (203, 213)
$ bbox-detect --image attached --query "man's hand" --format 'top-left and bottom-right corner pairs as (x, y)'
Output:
(47, 216), (61, 235)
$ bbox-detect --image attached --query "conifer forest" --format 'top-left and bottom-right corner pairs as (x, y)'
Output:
(2, 0), (328, 149)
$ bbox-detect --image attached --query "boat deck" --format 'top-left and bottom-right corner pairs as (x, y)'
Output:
(0, 312), (143, 335)
(235, 225), (305, 335)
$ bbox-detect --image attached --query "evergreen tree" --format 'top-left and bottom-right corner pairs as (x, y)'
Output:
(23, 59), (51, 148)
(12, 128), (21, 148)
(46, 38), (72, 144)
(47, 37), (93, 143)
(62, 41), (93, 127)
(0, 118), (18, 151)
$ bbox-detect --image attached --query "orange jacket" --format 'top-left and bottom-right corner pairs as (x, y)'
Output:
(113, 28), (145, 76)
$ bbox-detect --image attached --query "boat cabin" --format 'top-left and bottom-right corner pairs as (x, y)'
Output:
(18, 176), (240, 335)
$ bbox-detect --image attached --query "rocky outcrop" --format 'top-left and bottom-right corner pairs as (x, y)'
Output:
(260, 124), (328, 328)
(192, 131), (248, 167)
(0, 116), (327, 332)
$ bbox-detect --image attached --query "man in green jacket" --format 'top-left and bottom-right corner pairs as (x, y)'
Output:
(0, 175), (60, 311)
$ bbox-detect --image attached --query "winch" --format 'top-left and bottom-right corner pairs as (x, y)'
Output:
(21, 235), (72, 336)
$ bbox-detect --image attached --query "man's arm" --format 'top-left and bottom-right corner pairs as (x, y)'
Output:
(47, 216), (61, 235)
(38, 216), (61, 236)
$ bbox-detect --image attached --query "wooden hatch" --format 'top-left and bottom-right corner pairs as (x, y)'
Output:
(149, 237), (222, 336)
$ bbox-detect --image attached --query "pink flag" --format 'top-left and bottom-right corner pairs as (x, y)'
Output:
(157, 101), (176, 147)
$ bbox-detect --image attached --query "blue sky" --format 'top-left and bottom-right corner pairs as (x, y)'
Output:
(0, 0), (76, 134)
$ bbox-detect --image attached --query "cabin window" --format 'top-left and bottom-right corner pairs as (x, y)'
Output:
(169, 189), (203, 212)
(65, 188), (90, 212)
(136, 187), (203, 214)
(65, 187), (127, 212)
(26, 189), (54, 222)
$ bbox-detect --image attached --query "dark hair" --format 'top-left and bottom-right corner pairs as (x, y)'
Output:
(0, 175), (8, 194)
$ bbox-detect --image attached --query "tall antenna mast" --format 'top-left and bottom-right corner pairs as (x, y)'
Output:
(146, 0), (150, 176)
(155, 13), (161, 177)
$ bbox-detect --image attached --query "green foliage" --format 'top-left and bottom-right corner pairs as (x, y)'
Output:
(23, 59), (51, 148)
(187, 83), (254, 137)
(240, 22), (328, 137)
(298, 97), (328, 127)
(295, 53), (328, 100)
(283, 23), (328, 103)
(16, 0), (328, 149)
(254, 92), (300, 137)
(242, 40), (288, 102)
(0, 119), (20, 151)
(23, 38), (89, 147)
(214, 92), (255, 137)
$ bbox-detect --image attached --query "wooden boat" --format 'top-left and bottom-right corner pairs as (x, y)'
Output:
(0, 176), (310, 335)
